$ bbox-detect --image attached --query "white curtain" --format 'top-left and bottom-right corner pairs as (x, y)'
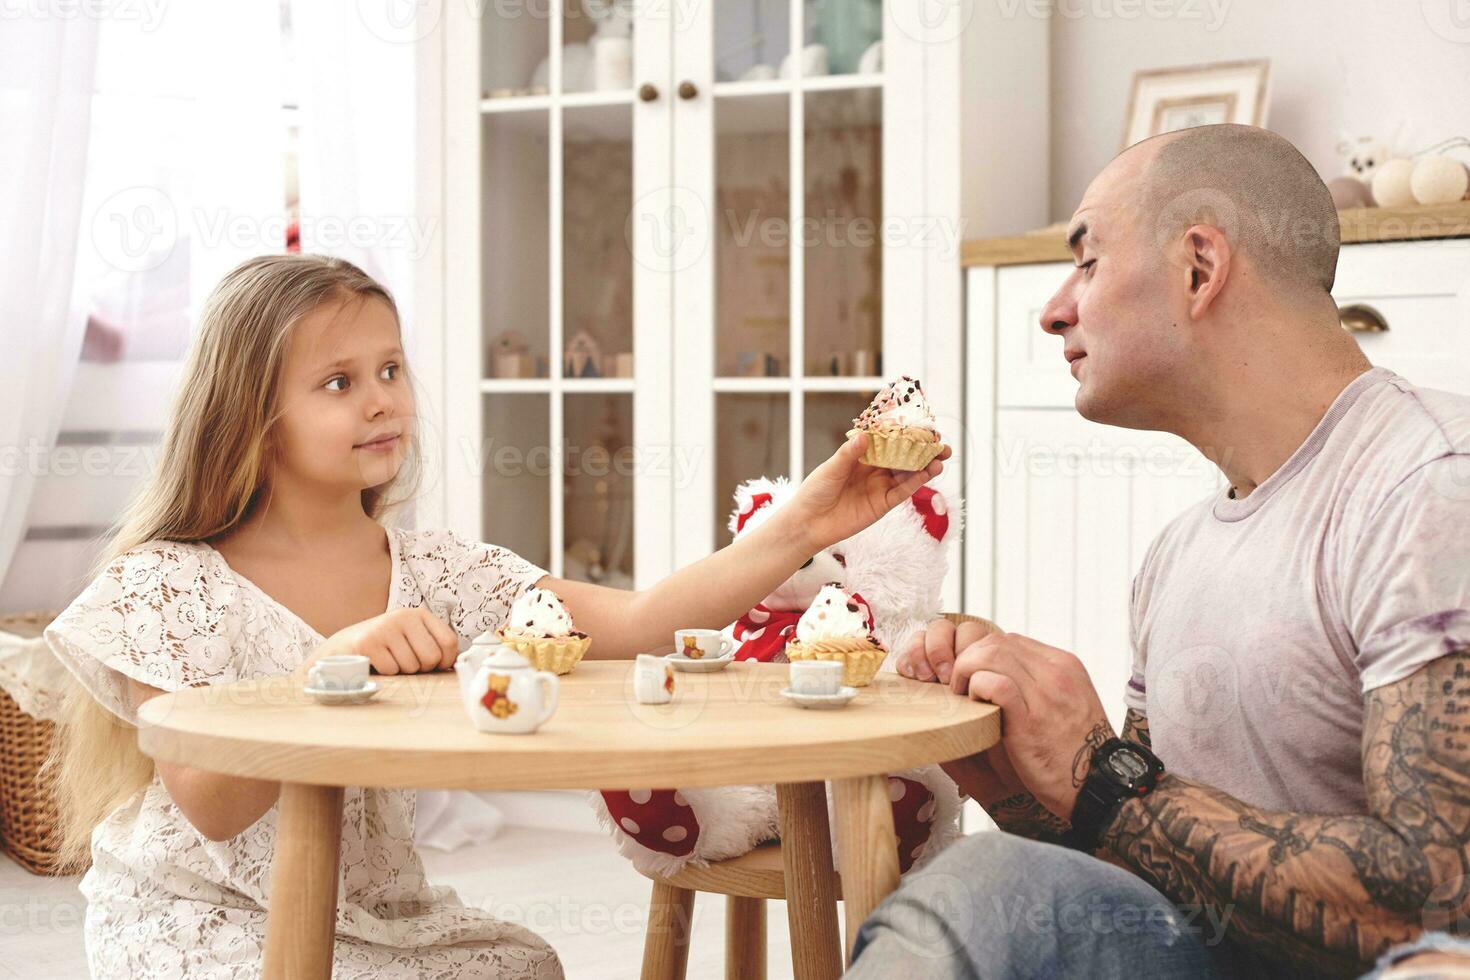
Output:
(0, 16), (99, 597)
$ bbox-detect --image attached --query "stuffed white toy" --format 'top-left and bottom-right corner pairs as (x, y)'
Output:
(591, 477), (963, 878)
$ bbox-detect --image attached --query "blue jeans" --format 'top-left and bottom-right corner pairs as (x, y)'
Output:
(847, 833), (1282, 979)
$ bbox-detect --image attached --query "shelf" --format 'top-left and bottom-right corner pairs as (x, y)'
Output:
(961, 201), (1470, 268)
(480, 378), (637, 394)
(479, 88), (633, 114)
(712, 73), (883, 99)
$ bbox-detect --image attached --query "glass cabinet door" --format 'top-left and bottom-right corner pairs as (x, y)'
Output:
(470, 0), (667, 585)
(673, 0), (887, 557)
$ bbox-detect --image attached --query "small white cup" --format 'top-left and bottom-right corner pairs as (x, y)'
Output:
(308, 654), (370, 692)
(633, 653), (675, 704)
(674, 628), (733, 661)
(789, 660), (844, 696)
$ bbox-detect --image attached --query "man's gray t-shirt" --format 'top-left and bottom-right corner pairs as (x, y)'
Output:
(1127, 366), (1470, 814)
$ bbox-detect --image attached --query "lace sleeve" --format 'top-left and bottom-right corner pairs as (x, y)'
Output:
(44, 541), (240, 726)
(407, 528), (549, 647)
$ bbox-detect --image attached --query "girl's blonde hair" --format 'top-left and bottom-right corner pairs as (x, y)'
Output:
(50, 254), (424, 871)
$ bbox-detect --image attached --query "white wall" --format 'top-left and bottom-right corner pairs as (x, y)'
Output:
(1049, 0), (1470, 220)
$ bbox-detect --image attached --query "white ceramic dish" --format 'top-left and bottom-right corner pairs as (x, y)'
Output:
(666, 651), (735, 673)
(304, 680), (381, 705)
(779, 686), (857, 709)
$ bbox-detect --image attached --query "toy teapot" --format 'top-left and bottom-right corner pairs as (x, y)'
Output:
(456, 634), (559, 734)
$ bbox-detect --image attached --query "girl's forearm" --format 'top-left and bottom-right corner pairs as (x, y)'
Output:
(613, 510), (817, 656)
(629, 510), (814, 640)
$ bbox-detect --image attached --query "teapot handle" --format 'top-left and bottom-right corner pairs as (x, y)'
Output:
(535, 671), (560, 726)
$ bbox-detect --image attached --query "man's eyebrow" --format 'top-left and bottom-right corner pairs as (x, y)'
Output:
(1066, 221), (1089, 252)
(317, 346), (404, 373)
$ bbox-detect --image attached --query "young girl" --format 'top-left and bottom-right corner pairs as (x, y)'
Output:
(45, 254), (948, 978)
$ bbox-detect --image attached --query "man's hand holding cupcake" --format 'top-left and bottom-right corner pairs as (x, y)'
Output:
(785, 376), (949, 552)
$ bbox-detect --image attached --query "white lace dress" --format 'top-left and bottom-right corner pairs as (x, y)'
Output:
(45, 525), (563, 980)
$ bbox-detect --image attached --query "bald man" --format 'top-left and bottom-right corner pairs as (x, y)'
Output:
(850, 125), (1470, 978)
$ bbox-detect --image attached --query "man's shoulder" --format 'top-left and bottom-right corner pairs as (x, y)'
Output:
(1346, 372), (1470, 503)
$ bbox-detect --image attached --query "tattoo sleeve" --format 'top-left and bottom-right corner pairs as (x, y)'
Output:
(1100, 647), (1470, 976)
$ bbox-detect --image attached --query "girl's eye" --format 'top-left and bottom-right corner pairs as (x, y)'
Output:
(325, 376), (348, 392)
(381, 362), (399, 381)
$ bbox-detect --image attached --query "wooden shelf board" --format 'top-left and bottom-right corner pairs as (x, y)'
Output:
(961, 201), (1470, 268)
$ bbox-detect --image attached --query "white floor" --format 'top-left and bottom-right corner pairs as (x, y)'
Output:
(0, 826), (802, 980)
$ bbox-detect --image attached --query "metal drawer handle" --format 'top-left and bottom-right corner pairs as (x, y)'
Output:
(638, 83), (659, 102)
(677, 80), (698, 100)
(1339, 303), (1389, 334)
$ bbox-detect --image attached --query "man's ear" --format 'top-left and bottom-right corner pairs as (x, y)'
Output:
(1182, 224), (1231, 319)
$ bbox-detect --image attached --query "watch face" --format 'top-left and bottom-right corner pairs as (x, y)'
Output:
(1107, 746), (1150, 783)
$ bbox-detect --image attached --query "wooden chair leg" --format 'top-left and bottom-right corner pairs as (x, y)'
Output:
(641, 879), (696, 980)
(724, 895), (766, 980)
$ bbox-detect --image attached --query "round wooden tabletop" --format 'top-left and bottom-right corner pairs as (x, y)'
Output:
(136, 660), (1000, 790)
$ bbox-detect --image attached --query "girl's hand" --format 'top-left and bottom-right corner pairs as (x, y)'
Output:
(303, 607), (460, 677)
(786, 432), (949, 551)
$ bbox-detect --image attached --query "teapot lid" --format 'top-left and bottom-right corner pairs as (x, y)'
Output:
(480, 642), (532, 670)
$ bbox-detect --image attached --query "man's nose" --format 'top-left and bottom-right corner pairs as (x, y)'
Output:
(1039, 284), (1078, 336)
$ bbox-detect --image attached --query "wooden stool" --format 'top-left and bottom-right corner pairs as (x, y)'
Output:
(637, 838), (843, 980)
(634, 614), (1001, 980)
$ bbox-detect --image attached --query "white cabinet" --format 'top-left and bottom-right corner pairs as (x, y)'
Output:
(965, 238), (1470, 726)
(424, 2), (1048, 600)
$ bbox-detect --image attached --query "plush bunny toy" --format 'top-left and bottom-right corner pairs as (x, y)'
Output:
(591, 477), (963, 878)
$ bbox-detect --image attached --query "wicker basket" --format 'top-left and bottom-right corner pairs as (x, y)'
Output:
(0, 610), (75, 875)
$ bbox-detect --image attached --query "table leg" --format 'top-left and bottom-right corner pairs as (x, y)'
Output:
(775, 782), (842, 980)
(831, 775), (900, 965)
(263, 783), (344, 980)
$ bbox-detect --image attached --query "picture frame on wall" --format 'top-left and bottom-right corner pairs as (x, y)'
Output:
(1122, 59), (1271, 150)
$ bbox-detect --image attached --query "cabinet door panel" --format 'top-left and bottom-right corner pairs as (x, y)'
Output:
(993, 410), (1223, 726)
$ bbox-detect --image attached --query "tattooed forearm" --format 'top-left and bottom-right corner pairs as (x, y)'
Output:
(1101, 648), (1470, 976)
(1121, 708), (1151, 749)
(991, 793), (1071, 845)
(1072, 721), (1112, 787)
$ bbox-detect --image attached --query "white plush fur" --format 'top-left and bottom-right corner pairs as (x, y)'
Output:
(588, 476), (966, 877)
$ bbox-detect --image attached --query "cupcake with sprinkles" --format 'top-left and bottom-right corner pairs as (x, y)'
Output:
(784, 583), (887, 687)
(848, 375), (944, 471)
(496, 586), (591, 675)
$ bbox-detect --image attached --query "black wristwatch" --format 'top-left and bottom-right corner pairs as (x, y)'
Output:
(1064, 738), (1165, 853)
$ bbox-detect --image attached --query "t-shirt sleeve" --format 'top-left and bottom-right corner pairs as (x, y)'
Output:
(1124, 567), (1148, 715)
(1342, 454), (1470, 693)
(413, 528), (549, 647)
(44, 542), (239, 726)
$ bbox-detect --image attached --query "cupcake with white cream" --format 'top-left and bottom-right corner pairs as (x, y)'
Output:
(496, 587), (591, 675)
(847, 375), (944, 471)
(784, 583), (886, 687)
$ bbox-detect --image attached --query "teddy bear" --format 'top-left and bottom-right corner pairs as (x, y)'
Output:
(590, 477), (963, 878)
